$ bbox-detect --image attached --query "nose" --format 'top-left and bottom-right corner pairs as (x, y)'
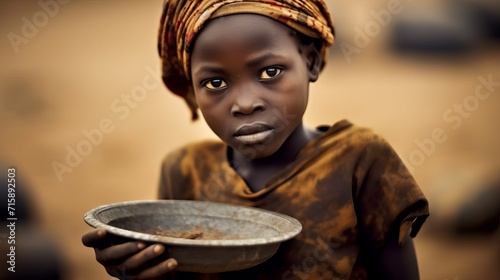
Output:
(230, 89), (264, 116)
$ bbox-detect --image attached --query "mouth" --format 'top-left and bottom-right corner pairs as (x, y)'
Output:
(233, 123), (274, 145)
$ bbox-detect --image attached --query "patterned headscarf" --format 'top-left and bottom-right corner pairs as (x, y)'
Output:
(158, 0), (335, 120)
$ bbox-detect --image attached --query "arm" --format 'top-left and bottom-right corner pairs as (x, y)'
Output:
(354, 133), (428, 280)
(368, 231), (421, 280)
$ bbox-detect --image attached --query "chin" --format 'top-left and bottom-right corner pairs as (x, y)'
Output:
(232, 142), (281, 160)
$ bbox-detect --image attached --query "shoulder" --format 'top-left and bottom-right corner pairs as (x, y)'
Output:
(319, 119), (395, 156)
(158, 140), (226, 199)
(161, 139), (226, 168)
(341, 122), (411, 180)
(318, 120), (417, 194)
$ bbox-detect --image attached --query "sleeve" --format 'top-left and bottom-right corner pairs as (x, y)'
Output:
(157, 148), (196, 200)
(354, 135), (429, 249)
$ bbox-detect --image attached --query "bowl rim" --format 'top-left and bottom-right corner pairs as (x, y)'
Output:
(84, 199), (302, 247)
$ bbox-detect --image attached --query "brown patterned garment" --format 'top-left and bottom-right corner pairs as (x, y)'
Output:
(158, 120), (429, 280)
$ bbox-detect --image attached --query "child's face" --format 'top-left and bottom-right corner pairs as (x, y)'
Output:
(191, 14), (318, 159)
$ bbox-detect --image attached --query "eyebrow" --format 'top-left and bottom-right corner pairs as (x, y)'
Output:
(193, 65), (226, 77)
(245, 52), (286, 67)
(192, 52), (286, 77)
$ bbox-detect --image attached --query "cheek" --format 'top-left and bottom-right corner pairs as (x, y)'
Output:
(265, 91), (307, 133)
(194, 90), (217, 116)
(195, 94), (229, 136)
(276, 76), (309, 113)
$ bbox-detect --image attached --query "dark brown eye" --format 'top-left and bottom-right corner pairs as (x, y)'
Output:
(259, 67), (282, 80)
(204, 79), (227, 90)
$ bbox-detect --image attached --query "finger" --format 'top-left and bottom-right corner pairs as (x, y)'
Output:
(120, 244), (166, 271)
(82, 228), (106, 247)
(135, 258), (178, 279)
(97, 241), (146, 264)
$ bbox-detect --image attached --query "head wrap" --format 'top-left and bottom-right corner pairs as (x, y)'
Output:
(158, 0), (335, 120)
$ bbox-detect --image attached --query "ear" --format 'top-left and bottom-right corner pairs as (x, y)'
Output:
(305, 44), (322, 82)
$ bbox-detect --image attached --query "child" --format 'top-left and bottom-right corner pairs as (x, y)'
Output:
(82, 1), (429, 279)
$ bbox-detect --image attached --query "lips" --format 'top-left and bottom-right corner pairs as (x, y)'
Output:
(233, 123), (274, 144)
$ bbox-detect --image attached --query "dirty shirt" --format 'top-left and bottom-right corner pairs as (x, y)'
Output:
(158, 120), (429, 280)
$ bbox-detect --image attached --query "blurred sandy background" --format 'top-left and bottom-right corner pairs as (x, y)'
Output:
(0, 0), (499, 279)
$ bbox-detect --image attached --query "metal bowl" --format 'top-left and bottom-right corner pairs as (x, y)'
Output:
(83, 200), (302, 273)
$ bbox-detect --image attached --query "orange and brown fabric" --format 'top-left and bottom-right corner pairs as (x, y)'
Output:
(158, 0), (335, 120)
(158, 120), (430, 279)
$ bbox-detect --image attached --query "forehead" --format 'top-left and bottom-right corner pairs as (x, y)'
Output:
(191, 14), (298, 58)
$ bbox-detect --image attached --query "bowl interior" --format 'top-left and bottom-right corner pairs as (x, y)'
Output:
(107, 214), (281, 241)
(84, 200), (302, 246)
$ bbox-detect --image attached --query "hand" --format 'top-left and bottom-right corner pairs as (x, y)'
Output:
(82, 228), (178, 279)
